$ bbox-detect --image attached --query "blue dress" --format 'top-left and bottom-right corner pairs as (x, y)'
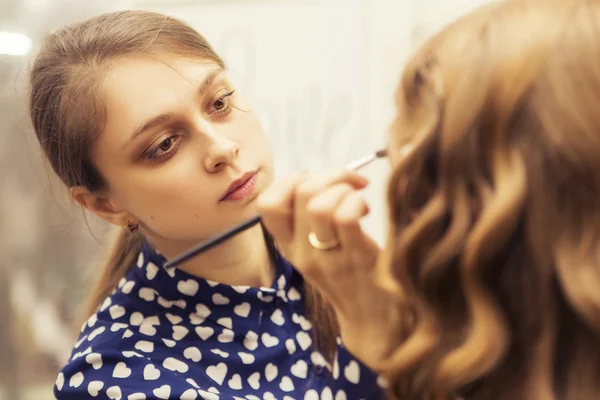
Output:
(54, 241), (384, 399)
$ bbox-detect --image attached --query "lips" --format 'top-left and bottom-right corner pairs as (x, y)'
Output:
(220, 171), (258, 201)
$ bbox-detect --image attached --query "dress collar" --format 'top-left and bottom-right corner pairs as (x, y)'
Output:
(127, 241), (304, 335)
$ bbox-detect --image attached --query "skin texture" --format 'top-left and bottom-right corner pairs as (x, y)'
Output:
(73, 55), (276, 287)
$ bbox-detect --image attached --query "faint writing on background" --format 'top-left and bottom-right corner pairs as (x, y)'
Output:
(215, 28), (361, 173)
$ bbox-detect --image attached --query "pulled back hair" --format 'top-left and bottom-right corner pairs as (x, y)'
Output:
(29, 10), (338, 360)
(379, 0), (600, 398)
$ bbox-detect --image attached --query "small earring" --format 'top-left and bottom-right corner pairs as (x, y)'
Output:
(127, 222), (139, 233)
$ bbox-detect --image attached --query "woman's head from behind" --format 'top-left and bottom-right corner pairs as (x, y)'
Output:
(30, 11), (273, 258)
(381, 0), (600, 398)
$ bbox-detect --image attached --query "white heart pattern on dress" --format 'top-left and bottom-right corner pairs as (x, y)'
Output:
(127, 393), (146, 400)
(217, 329), (235, 344)
(186, 378), (200, 388)
(146, 262), (159, 280)
(217, 317), (233, 329)
(162, 338), (176, 348)
(211, 348), (229, 358)
(183, 346), (202, 362)
(262, 332), (279, 348)
(243, 332), (259, 351)
(165, 313), (183, 325)
(344, 360), (361, 384)
(265, 363), (278, 382)
(111, 323), (128, 332)
(285, 339), (297, 355)
(143, 364), (161, 381)
(228, 373), (243, 390)
(321, 387), (333, 400)
(144, 315), (160, 325)
(109, 305), (126, 320)
(199, 390), (219, 400)
(106, 386), (122, 400)
(100, 297), (112, 312)
(139, 324), (157, 336)
(138, 288), (156, 302)
(195, 303), (211, 317)
(153, 385), (171, 400)
(195, 326), (214, 340)
(234, 302), (251, 318)
(189, 313), (205, 325)
(212, 293), (230, 305)
(121, 280), (135, 294)
(134, 340), (154, 353)
(85, 353), (102, 370)
(247, 372), (260, 390)
(296, 331), (312, 351)
(279, 376), (295, 392)
(130, 312), (144, 326)
(87, 380), (103, 397)
(335, 390), (348, 400)
(304, 389), (319, 400)
(270, 309), (285, 326)
(87, 326), (106, 341)
(163, 357), (189, 373)
(264, 392), (277, 400)
(177, 279), (199, 296)
(181, 388), (198, 399)
(122, 351), (143, 358)
(55, 373), (64, 391)
(288, 287), (302, 301)
(113, 362), (132, 378)
(232, 285), (249, 294)
(172, 326), (189, 341)
(206, 362), (228, 385)
(238, 352), (255, 364)
(69, 372), (84, 388)
(291, 359), (308, 379)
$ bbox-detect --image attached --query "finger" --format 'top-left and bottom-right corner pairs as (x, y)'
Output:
(294, 169), (369, 239)
(257, 172), (307, 244)
(333, 191), (374, 251)
(306, 183), (354, 247)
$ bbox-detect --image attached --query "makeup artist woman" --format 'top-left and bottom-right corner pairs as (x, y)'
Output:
(32, 11), (383, 400)
(259, 0), (600, 399)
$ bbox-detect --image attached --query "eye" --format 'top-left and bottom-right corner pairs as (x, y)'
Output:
(146, 135), (180, 163)
(210, 90), (235, 117)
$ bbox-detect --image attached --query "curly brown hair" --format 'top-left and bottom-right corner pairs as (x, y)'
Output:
(378, 0), (600, 398)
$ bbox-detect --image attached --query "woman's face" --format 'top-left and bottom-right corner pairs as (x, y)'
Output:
(91, 55), (274, 248)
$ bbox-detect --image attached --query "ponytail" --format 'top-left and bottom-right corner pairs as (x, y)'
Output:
(262, 228), (339, 364)
(83, 228), (143, 319)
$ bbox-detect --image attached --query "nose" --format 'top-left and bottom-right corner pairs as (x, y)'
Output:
(204, 135), (240, 173)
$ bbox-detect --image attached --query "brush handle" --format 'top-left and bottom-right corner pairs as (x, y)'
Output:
(164, 151), (383, 269)
(164, 215), (262, 268)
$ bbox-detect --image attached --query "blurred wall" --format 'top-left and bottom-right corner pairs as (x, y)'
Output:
(0, 0), (492, 398)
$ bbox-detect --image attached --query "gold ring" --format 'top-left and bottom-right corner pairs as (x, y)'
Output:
(308, 232), (340, 251)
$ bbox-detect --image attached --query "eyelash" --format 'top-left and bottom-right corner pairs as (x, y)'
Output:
(210, 90), (235, 117)
(146, 134), (181, 163)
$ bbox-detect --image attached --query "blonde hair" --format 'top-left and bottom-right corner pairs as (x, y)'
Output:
(29, 10), (338, 360)
(378, 0), (600, 398)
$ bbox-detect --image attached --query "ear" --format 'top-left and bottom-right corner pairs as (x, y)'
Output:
(70, 186), (132, 227)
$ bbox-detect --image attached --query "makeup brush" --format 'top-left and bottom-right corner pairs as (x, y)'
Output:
(164, 148), (388, 269)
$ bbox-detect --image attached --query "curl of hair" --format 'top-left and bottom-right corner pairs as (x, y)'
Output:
(377, 0), (600, 399)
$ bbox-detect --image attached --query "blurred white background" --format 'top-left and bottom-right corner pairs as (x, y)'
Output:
(0, 0), (492, 398)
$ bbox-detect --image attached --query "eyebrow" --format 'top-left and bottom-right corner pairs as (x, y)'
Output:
(121, 68), (225, 150)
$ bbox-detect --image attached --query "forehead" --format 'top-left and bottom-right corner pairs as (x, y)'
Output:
(97, 56), (221, 150)
(101, 55), (220, 117)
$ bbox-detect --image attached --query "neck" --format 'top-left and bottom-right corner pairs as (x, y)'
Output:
(150, 224), (275, 288)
